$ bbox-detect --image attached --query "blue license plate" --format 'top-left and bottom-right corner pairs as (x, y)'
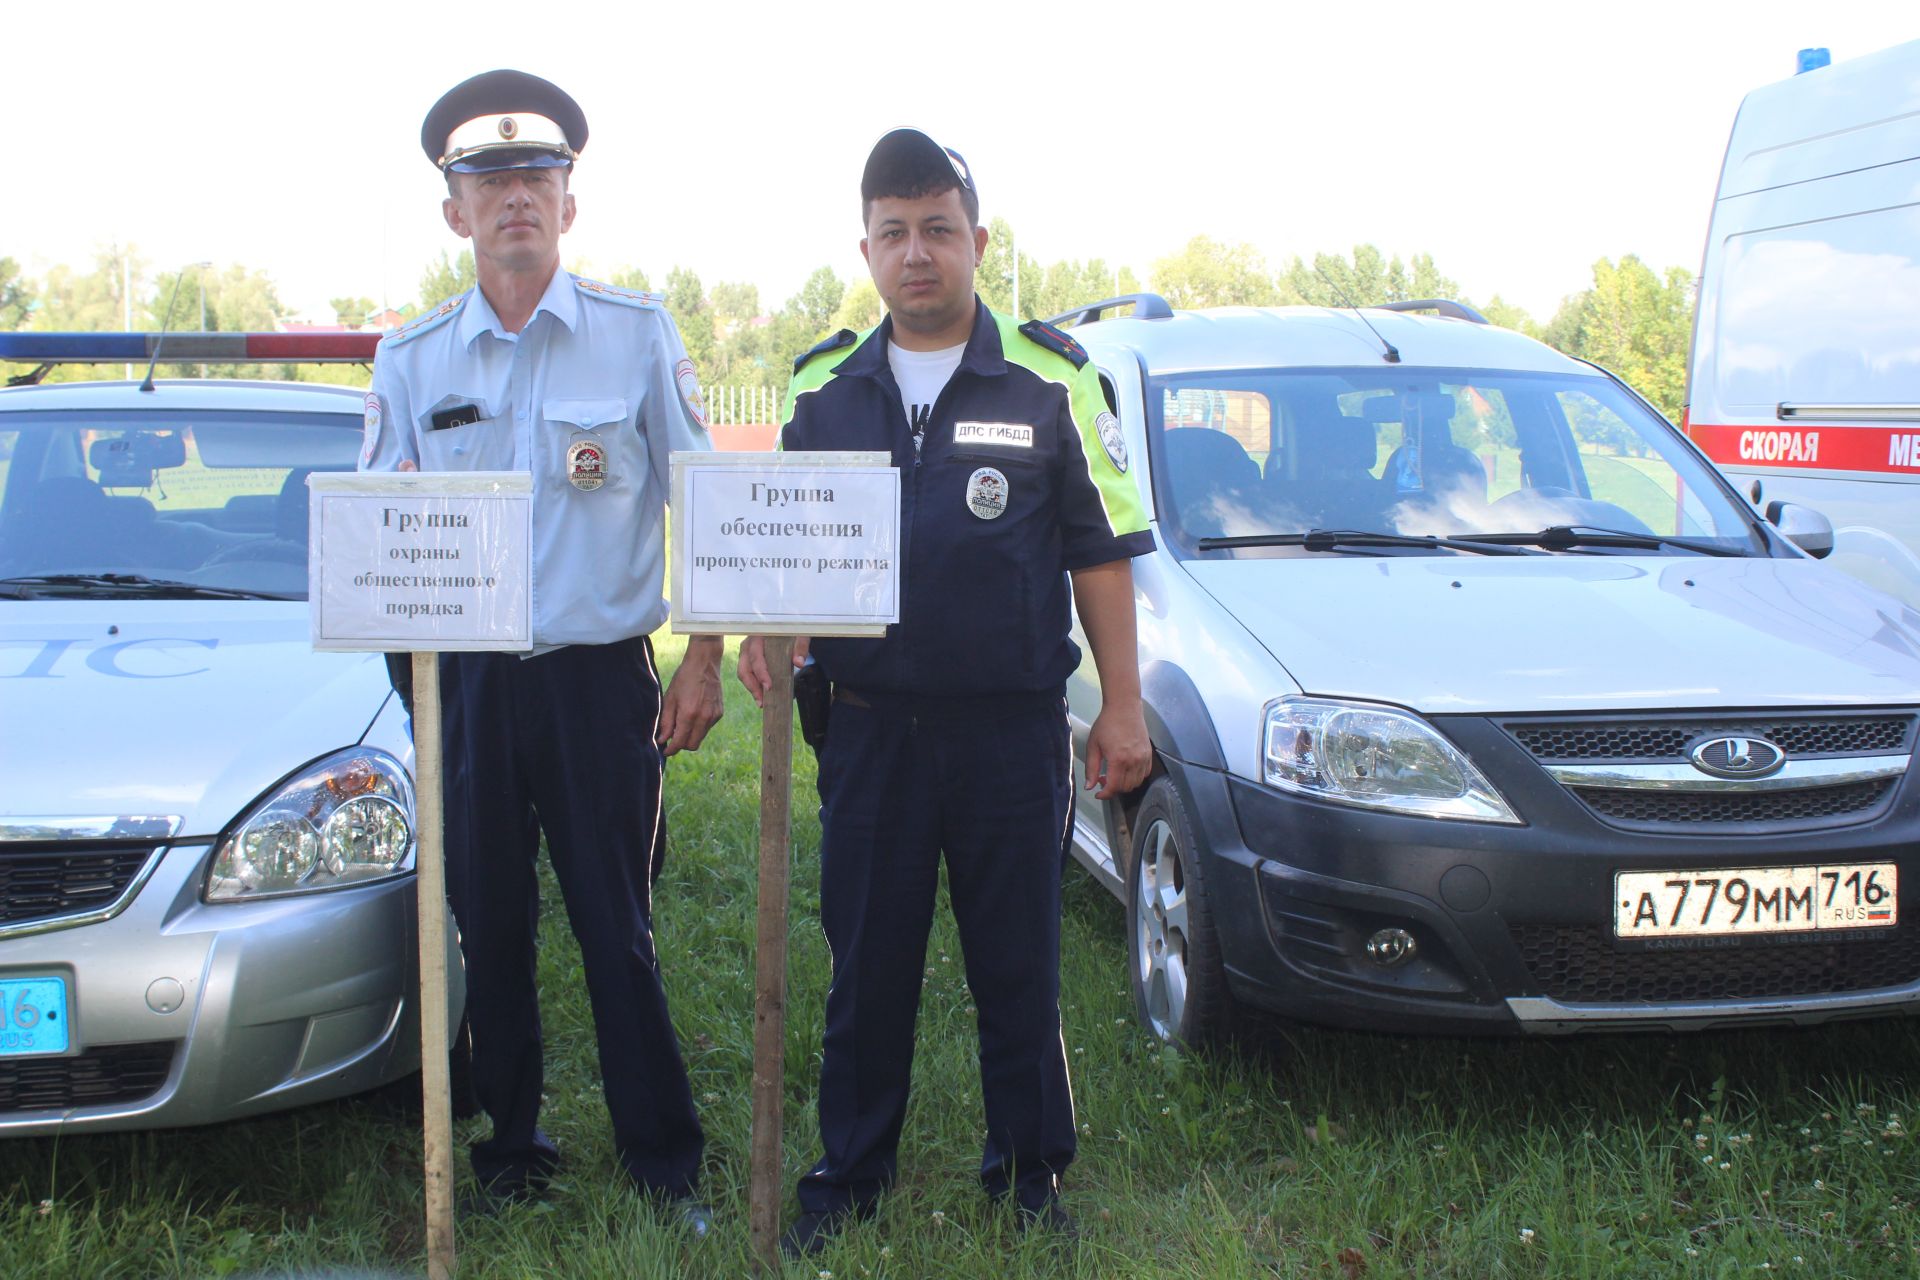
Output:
(0, 977), (70, 1056)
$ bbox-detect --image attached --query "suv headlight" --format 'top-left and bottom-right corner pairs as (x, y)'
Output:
(1262, 698), (1519, 824)
(206, 748), (416, 901)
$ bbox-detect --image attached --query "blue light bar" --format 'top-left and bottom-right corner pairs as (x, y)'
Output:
(0, 332), (381, 363)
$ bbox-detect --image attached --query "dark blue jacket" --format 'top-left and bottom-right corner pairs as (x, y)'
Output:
(780, 300), (1151, 700)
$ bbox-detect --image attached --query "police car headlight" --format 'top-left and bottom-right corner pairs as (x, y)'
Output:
(207, 749), (415, 901)
(1262, 698), (1519, 824)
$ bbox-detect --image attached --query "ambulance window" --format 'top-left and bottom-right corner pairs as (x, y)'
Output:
(1715, 205), (1920, 410)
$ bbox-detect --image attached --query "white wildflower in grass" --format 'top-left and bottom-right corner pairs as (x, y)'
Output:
(817, 1272), (832, 1280)
(1813, 1180), (1824, 1189)
(35, 1200), (51, 1217)
(1718, 1161), (1731, 1170)
(1517, 1227), (1535, 1245)
(1686, 1247), (1699, 1257)
(930, 1210), (945, 1225)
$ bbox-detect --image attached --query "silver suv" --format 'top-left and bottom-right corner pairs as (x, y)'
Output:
(1057, 295), (1919, 1044)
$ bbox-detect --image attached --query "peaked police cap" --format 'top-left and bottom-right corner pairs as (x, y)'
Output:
(422, 69), (588, 173)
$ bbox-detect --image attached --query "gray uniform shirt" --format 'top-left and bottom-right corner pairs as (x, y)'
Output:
(361, 269), (712, 647)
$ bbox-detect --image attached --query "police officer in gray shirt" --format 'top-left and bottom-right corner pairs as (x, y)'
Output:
(361, 69), (721, 1229)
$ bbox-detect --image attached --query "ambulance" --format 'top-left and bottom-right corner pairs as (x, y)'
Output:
(1685, 38), (1920, 606)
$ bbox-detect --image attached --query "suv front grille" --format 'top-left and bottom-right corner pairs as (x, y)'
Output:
(1573, 779), (1896, 824)
(1510, 715), (1913, 762)
(0, 1041), (177, 1113)
(0, 846), (157, 927)
(1511, 925), (1920, 1003)
(1501, 711), (1913, 831)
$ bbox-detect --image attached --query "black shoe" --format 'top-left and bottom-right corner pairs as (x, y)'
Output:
(667, 1196), (714, 1239)
(780, 1208), (857, 1259)
(1015, 1198), (1081, 1243)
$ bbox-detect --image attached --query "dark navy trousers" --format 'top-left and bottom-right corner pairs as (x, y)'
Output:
(438, 635), (702, 1198)
(798, 692), (1078, 1214)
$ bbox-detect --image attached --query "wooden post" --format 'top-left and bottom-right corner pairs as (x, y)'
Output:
(748, 637), (796, 1272)
(413, 652), (456, 1280)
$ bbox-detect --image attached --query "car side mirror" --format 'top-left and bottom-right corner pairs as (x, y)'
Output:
(1765, 499), (1834, 559)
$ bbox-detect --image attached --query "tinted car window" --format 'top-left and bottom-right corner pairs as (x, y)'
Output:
(0, 410), (359, 596)
(1148, 368), (1764, 554)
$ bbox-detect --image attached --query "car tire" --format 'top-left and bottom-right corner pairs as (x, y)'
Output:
(1129, 775), (1235, 1047)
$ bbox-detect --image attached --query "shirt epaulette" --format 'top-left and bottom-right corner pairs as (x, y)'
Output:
(574, 277), (663, 309)
(1016, 318), (1089, 370)
(793, 328), (856, 376)
(383, 294), (468, 347)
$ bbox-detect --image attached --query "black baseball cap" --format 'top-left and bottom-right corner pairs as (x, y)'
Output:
(861, 128), (975, 205)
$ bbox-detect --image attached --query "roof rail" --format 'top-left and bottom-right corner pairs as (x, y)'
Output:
(1370, 299), (1489, 324)
(1044, 293), (1174, 329)
(0, 332), (382, 366)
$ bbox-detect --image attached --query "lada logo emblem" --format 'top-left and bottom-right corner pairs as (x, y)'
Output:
(1688, 735), (1787, 780)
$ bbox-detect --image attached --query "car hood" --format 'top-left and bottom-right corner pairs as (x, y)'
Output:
(0, 601), (392, 839)
(1180, 555), (1920, 713)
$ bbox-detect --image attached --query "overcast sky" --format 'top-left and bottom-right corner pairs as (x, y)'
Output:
(7, 1), (1912, 324)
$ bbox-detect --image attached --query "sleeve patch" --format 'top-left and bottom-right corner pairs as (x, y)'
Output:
(1094, 410), (1128, 472)
(1017, 318), (1089, 369)
(792, 327), (856, 375)
(360, 392), (382, 466)
(674, 357), (709, 428)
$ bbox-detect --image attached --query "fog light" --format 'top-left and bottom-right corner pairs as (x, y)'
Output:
(1365, 927), (1418, 967)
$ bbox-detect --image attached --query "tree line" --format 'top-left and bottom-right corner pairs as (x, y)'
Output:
(0, 234), (1695, 424)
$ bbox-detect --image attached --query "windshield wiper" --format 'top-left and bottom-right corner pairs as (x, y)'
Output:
(1195, 529), (1540, 556)
(1452, 526), (1748, 557)
(0, 573), (296, 600)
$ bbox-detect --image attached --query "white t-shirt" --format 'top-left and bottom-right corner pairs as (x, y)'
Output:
(888, 340), (966, 455)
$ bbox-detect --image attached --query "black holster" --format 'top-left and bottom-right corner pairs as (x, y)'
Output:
(794, 661), (830, 751)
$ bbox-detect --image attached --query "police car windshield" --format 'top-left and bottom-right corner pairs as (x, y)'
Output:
(0, 410), (360, 599)
(1147, 368), (1767, 558)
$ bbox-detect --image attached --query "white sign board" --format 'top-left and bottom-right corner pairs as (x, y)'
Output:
(671, 451), (899, 636)
(308, 472), (533, 652)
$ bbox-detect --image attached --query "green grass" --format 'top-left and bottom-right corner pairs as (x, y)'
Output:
(3, 634), (1919, 1277)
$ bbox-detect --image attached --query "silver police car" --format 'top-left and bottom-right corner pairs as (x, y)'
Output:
(0, 334), (461, 1133)
(1059, 296), (1920, 1045)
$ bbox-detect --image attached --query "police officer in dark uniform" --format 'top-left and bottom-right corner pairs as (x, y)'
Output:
(739, 128), (1153, 1256)
(362, 70), (723, 1228)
